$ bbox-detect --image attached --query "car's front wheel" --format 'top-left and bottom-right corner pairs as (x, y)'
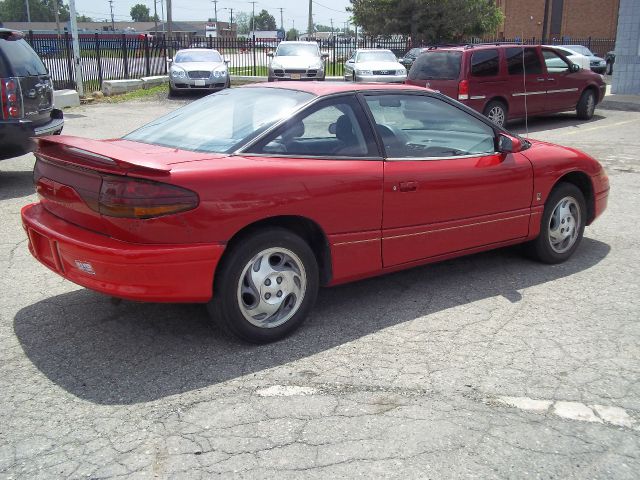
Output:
(605, 61), (613, 75)
(208, 228), (319, 343)
(527, 183), (586, 264)
(483, 100), (507, 127)
(576, 89), (596, 120)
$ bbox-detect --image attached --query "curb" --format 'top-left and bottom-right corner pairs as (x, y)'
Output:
(599, 100), (640, 112)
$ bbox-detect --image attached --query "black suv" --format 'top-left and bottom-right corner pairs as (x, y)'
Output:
(0, 29), (63, 160)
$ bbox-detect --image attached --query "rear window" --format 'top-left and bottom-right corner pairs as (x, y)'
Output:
(408, 51), (462, 81)
(471, 49), (499, 76)
(506, 47), (543, 75)
(0, 36), (47, 76)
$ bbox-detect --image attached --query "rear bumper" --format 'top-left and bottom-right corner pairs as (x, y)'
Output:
(21, 203), (224, 303)
(0, 110), (64, 160)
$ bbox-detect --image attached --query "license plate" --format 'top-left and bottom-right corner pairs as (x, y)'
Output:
(291, 73), (301, 80)
(195, 79), (205, 86)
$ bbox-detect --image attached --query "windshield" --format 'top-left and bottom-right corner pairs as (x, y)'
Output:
(561, 45), (593, 56)
(124, 87), (314, 153)
(276, 43), (319, 57)
(408, 51), (462, 80)
(357, 51), (397, 63)
(0, 37), (47, 76)
(175, 50), (222, 63)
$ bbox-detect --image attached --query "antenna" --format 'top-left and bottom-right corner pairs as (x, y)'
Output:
(522, 16), (533, 140)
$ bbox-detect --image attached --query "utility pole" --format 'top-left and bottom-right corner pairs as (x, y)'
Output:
(166, 0), (173, 40)
(278, 7), (284, 31)
(330, 18), (333, 37)
(249, 1), (256, 33)
(24, 0), (31, 22)
(153, 0), (158, 33)
(212, 0), (218, 23)
(108, 0), (115, 31)
(54, 1), (61, 37)
(307, 0), (313, 36)
(68, 0), (84, 96)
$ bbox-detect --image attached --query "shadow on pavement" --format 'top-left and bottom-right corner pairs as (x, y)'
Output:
(14, 238), (610, 405)
(509, 113), (606, 136)
(0, 169), (36, 201)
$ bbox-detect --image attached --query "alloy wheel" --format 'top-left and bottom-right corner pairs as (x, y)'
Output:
(548, 196), (581, 254)
(236, 247), (307, 328)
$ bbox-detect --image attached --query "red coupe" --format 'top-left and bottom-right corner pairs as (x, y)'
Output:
(21, 83), (609, 343)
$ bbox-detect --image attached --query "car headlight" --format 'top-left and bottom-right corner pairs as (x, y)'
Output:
(397, 69), (406, 75)
(213, 69), (227, 78)
(357, 70), (372, 76)
(271, 61), (282, 70)
(170, 69), (186, 79)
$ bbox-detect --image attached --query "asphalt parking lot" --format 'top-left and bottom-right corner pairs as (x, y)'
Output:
(1, 94), (639, 479)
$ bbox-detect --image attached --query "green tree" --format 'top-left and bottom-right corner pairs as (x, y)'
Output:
(314, 24), (333, 32)
(76, 14), (93, 22)
(349, 0), (503, 43)
(130, 3), (151, 22)
(235, 11), (250, 35)
(286, 28), (298, 40)
(0, 0), (70, 22)
(253, 9), (276, 31)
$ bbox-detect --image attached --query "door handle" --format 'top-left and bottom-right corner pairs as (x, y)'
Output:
(547, 77), (555, 81)
(398, 181), (418, 192)
(536, 77), (546, 82)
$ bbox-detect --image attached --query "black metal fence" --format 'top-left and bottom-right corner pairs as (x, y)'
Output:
(25, 32), (614, 94)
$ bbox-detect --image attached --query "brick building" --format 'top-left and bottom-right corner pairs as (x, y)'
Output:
(494, 0), (620, 40)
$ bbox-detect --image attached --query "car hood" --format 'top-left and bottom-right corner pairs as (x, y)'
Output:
(172, 61), (226, 71)
(271, 56), (323, 69)
(356, 61), (404, 71)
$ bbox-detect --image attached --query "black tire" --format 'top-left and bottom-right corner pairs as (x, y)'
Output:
(225, 77), (231, 89)
(352, 72), (356, 83)
(168, 86), (179, 98)
(576, 89), (596, 120)
(526, 183), (586, 264)
(483, 100), (507, 127)
(605, 61), (613, 75)
(267, 76), (274, 83)
(207, 228), (319, 343)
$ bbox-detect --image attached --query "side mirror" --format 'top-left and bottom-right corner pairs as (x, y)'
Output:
(322, 53), (329, 59)
(267, 52), (274, 57)
(167, 58), (173, 64)
(570, 63), (580, 73)
(224, 60), (230, 64)
(346, 59), (354, 64)
(498, 134), (522, 153)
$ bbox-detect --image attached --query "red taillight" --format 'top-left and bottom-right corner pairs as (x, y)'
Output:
(98, 176), (199, 219)
(458, 79), (469, 101)
(1, 77), (22, 119)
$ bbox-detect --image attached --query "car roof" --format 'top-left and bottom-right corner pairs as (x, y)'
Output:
(176, 48), (221, 53)
(244, 81), (431, 96)
(278, 41), (318, 45)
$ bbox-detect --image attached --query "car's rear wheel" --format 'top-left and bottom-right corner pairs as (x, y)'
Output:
(208, 228), (319, 343)
(483, 100), (507, 127)
(576, 89), (596, 120)
(526, 183), (586, 264)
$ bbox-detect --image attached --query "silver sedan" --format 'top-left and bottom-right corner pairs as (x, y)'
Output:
(344, 49), (407, 83)
(169, 49), (230, 95)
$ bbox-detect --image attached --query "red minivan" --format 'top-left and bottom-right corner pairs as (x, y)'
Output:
(405, 44), (606, 126)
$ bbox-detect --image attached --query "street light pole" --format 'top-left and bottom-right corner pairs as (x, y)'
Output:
(24, 0), (31, 22)
(68, 0), (84, 96)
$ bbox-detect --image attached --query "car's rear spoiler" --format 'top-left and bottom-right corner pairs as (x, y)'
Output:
(36, 135), (172, 174)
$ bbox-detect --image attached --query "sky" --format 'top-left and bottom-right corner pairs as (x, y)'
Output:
(73, 0), (353, 30)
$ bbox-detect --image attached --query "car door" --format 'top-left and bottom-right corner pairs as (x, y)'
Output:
(246, 94), (385, 281)
(344, 52), (356, 80)
(361, 92), (533, 267)
(505, 46), (547, 116)
(541, 48), (582, 111)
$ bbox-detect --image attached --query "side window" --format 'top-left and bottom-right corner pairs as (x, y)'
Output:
(247, 96), (377, 157)
(471, 49), (499, 77)
(506, 47), (543, 75)
(364, 94), (496, 159)
(542, 49), (570, 73)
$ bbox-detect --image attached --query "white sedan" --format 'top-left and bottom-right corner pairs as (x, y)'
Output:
(545, 45), (591, 71)
(344, 49), (407, 83)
